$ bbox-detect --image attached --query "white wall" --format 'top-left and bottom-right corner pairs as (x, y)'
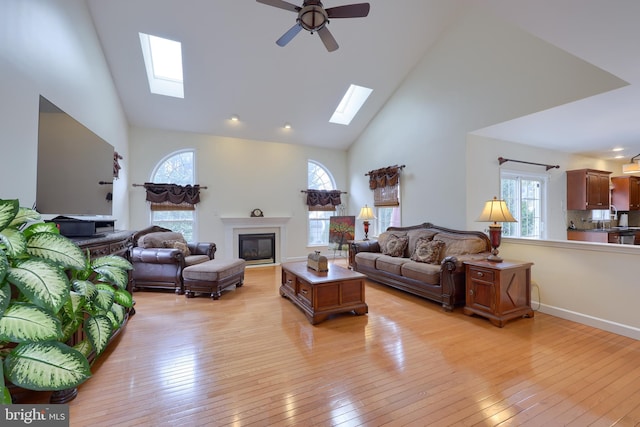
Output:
(465, 134), (622, 239)
(348, 6), (623, 232)
(0, 0), (129, 226)
(128, 127), (347, 260)
(347, 6), (640, 338)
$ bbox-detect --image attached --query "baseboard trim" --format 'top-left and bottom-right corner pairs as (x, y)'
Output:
(535, 301), (640, 340)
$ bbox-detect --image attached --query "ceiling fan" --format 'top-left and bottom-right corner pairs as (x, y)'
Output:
(257, 0), (370, 52)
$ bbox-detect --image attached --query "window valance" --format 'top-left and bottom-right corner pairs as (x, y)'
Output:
(366, 165), (405, 207)
(367, 165), (403, 189)
(144, 183), (201, 211)
(304, 189), (344, 211)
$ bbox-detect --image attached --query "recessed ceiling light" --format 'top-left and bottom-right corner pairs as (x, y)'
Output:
(613, 147), (624, 152)
(231, 114), (239, 121)
(284, 123), (291, 129)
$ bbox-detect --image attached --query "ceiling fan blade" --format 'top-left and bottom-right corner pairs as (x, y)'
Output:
(318, 26), (339, 52)
(276, 23), (303, 47)
(326, 3), (370, 18)
(256, 0), (300, 13)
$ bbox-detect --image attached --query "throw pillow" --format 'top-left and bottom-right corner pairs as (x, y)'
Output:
(411, 238), (445, 264)
(383, 234), (409, 257)
(163, 240), (191, 257)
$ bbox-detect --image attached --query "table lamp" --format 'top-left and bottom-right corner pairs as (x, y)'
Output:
(357, 205), (376, 240)
(476, 196), (517, 262)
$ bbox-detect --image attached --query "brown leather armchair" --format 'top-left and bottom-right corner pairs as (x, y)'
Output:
(130, 226), (216, 294)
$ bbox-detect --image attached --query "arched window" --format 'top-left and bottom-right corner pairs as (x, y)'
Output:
(150, 150), (196, 241)
(308, 160), (337, 245)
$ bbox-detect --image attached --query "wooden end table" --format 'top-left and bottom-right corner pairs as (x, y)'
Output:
(463, 259), (534, 327)
(280, 261), (368, 324)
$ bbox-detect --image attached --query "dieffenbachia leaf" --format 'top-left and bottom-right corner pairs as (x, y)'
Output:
(9, 207), (41, 228)
(0, 302), (62, 342)
(0, 199), (19, 232)
(7, 258), (70, 314)
(4, 341), (91, 391)
(26, 232), (85, 270)
(0, 228), (27, 258)
(84, 315), (113, 356)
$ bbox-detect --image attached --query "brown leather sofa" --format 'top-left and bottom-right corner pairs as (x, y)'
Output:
(130, 226), (216, 294)
(351, 223), (491, 310)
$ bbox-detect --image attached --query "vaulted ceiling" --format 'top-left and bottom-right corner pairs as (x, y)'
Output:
(87, 0), (640, 161)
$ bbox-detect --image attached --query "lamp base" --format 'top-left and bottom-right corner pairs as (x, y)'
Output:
(487, 224), (503, 262)
(486, 253), (503, 263)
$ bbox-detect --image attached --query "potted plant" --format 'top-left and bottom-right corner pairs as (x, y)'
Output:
(0, 199), (133, 403)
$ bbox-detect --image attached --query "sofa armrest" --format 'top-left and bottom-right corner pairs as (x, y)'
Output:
(131, 247), (184, 264)
(189, 242), (216, 259)
(351, 240), (381, 254)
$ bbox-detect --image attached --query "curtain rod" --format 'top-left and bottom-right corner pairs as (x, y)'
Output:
(300, 190), (347, 194)
(132, 183), (208, 189)
(498, 157), (559, 171)
(364, 164), (406, 176)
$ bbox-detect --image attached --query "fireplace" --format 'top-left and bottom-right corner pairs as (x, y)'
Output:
(239, 233), (276, 265)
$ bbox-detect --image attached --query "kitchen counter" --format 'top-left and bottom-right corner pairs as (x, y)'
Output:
(567, 228), (640, 244)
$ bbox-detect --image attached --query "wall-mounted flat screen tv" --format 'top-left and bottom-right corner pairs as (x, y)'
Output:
(36, 96), (114, 216)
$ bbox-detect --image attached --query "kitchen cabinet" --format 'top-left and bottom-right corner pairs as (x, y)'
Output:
(611, 176), (640, 211)
(567, 169), (611, 210)
(463, 260), (534, 327)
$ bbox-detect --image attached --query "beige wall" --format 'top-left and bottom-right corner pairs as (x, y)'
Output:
(0, 0), (129, 226)
(128, 127), (347, 260)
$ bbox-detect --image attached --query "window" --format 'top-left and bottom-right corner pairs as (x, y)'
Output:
(150, 150), (196, 241)
(500, 170), (547, 239)
(139, 33), (184, 98)
(307, 160), (337, 246)
(329, 84), (373, 125)
(376, 206), (400, 235)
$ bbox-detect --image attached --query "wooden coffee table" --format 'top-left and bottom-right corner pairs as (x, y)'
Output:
(280, 261), (368, 324)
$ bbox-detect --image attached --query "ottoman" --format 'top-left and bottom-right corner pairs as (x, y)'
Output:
(183, 258), (246, 300)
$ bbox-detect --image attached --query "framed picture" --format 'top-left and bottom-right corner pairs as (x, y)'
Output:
(329, 216), (355, 251)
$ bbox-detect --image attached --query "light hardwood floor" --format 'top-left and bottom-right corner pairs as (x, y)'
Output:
(38, 261), (640, 425)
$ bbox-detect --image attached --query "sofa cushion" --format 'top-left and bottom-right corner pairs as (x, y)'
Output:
(378, 231), (406, 254)
(382, 234), (409, 257)
(401, 262), (441, 285)
(354, 252), (381, 269)
(376, 255), (410, 275)
(410, 238), (445, 264)
(184, 254), (211, 267)
(434, 232), (488, 259)
(406, 229), (439, 256)
(138, 231), (186, 249)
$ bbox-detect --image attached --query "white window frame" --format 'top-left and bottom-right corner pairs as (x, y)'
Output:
(500, 169), (548, 239)
(307, 160), (337, 246)
(375, 206), (401, 236)
(149, 149), (197, 241)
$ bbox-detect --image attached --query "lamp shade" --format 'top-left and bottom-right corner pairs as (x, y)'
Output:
(476, 197), (517, 223)
(357, 205), (376, 221)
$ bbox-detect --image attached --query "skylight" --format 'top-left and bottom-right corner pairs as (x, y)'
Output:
(329, 84), (373, 125)
(139, 33), (184, 98)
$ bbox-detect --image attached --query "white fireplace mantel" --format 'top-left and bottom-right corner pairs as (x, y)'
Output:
(220, 217), (291, 263)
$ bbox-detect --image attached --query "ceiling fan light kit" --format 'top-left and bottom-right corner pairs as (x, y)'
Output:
(257, 0), (370, 52)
